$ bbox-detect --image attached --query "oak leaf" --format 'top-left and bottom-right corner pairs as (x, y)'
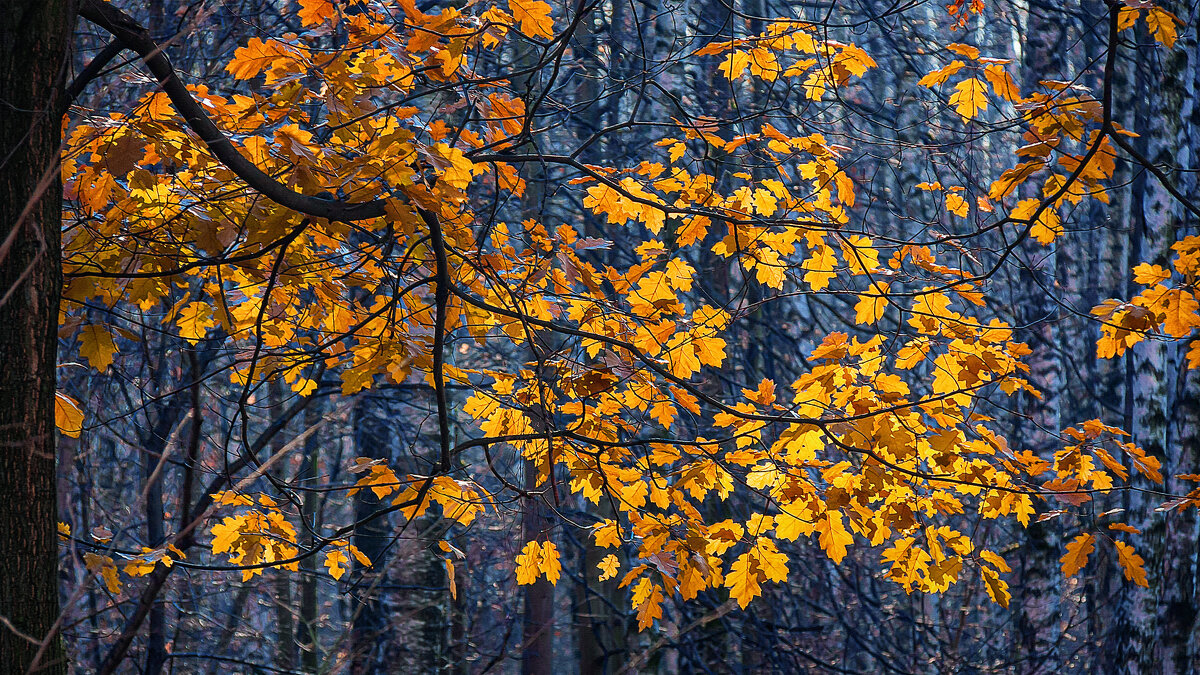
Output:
(981, 567), (1010, 607)
(55, 392), (84, 438)
(79, 324), (118, 372)
(1115, 540), (1149, 587)
(509, 0), (554, 39)
(949, 78), (988, 119)
(1060, 533), (1094, 577)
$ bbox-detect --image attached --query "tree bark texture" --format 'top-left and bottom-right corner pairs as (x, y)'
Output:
(0, 2), (72, 673)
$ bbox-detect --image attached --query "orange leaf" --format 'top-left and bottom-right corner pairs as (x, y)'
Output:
(981, 567), (1010, 607)
(1115, 540), (1149, 587)
(55, 392), (84, 438)
(949, 78), (988, 119)
(78, 324), (118, 372)
(1059, 533), (1094, 577)
(509, 0), (554, 39)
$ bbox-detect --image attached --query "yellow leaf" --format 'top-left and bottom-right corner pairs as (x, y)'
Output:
(515, 540), (542, 585)
(1011, 198), (1061, 245)
(1146, 8), (1179, 48)
(816, 511), (853, 563)
(1132, 263), (1171, 286)
(945, 192), (969, 218)
(177, 302), (217, 344)
(840, 234), (878, 275)
(1121, 442), (1163, 483)
(945, 42), (981, 59)
(1030, 206), (1061, 245)
(1117, 7), (1139, 31)
(1158, 288), (1200, 337)
(598, 553), (620, 582)
(225, 38), (302, 83)
(979, 550), (1011, 573)
(983, 64), (1021, 101)
(981, 567), (1010, 608)
(753, 537), (789, 582)
(835, 43), (876, 77)
(297, 0), (336, 26)
(509, 0), (554, 39)
(1059, 533), (1094, 577)
(949, 78), (988, 119)
(634, 581), (664, 629)
(725, 552), (762, 608)
(803, 69), (830, 100)
(350, 544), (371, 567)
(325, 550), (349, 580)
(124, 551), (158, 577)
(753, 188), (779, 216)
(747, 47), (780, 81)
(917, 61), (965, 88)
(1115, 540), (1149, 587)
(1188, 340), (1200, 370)
(55, 391), (84, 438)
(432, 143), (476, 190)
(719, 50), (752, 80)
(540, 541), (562, 585)
(79, 325), (118, 371)
(593, 520), (621, 548)
(350, 462), (402, 499)
(445, 559), (457, 600)
(84, 553), (122, 594)
(801, 243), (837, 291)
(854, 282), (890, 325)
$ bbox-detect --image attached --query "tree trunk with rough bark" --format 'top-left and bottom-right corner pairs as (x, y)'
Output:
(0, 2), (72, 673)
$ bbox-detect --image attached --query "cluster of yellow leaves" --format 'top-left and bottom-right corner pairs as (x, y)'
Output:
(1029, 420), (1161, 589)
(881, 526), (973, 595)
(1060, 533), (1148, 588)
(350, 464), (489, 527)
(323, 541), (372, 581)
(209, 491), (372, 580)
(1093, 240), (1200, 359)
(78, 540), (185, 594)
(84, 553), (124, 594)
(1025, 420), (1162, 509)
(456, 265), (1058, 619)
(515, 540), (563, 585)
(697, 21), (876, 100)
(1118, 1), (1182, 49)
(210, 492), (303, 581)
(918, 43), (1020, 120)
(432, 96), (1171, 620)
(62, 0), (545, 402)
(915, 42), (1126, 245)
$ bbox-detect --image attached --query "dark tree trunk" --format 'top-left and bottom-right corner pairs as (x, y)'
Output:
(299, 399), (324, 673)
(0, 2), (72, 673)
(350, 393), (396, 674)
(268, 379), (299, 671)
(521, 457), (554, 675)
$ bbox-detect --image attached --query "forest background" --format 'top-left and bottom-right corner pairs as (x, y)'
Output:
(2, 0), (1200, 672)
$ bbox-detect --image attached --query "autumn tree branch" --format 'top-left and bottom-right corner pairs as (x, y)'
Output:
(77, 0), (387, 222)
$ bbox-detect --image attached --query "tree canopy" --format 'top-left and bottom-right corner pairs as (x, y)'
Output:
(4, 0), (1200, 671)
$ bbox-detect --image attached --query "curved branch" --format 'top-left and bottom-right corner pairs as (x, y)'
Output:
(77, 0), (387, 222)
(67, 39), (125, 102)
